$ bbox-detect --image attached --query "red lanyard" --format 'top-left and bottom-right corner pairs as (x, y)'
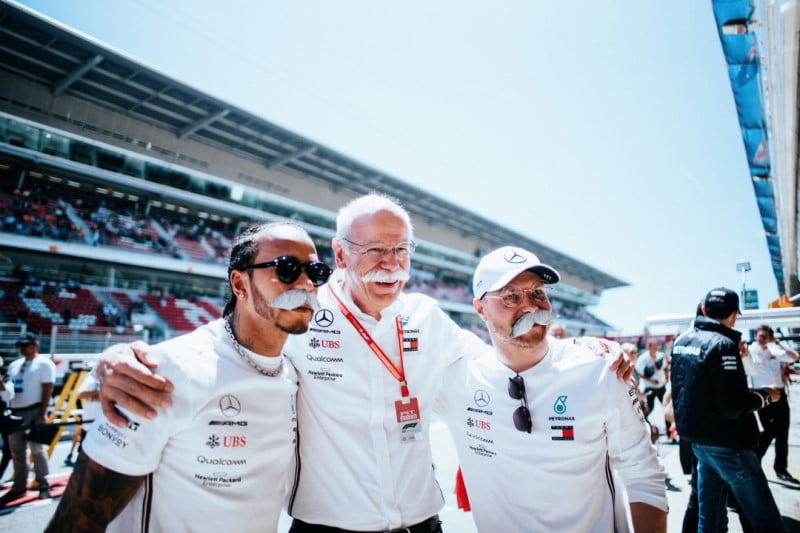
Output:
(327, 285), (409, 397)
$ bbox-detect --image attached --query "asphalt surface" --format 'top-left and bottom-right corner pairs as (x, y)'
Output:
(2, 382), (799, 532)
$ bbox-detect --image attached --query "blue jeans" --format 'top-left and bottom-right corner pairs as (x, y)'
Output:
(692, 443), (784, 532)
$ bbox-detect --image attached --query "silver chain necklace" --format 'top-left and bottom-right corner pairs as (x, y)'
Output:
(224, 317), (284, 377)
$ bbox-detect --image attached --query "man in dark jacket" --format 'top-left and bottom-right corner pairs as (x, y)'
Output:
(671, 287), (784, 532)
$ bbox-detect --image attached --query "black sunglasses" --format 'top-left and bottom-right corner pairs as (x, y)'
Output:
(508, 374), (532, 433)
(242, 256), (332, 287)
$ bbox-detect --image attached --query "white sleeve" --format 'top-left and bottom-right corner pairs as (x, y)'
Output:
(81, 350), (191, 476)
(605, 373), (668, 511)
(747, 344), (757, 359)
(767, 343), (796, 363)
(436, 306), (489, 366)
(40, 359), (56, 384)
(0, 381), (13, 403)
(433, 356), (466, 418)
(741, 353), (758, 377)
(634, 355), (647, 376)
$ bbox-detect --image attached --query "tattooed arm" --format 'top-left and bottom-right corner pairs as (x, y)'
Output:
(44, 452), (144, 532)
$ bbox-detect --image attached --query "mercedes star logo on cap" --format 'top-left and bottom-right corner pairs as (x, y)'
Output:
(504, 249), (526, 264)
(314, 308), (334, 327)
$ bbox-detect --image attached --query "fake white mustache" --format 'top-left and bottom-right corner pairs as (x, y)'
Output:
(270, 289), (320, 311)
(361, 269), (410, 284)
(510, 309), (557, 338)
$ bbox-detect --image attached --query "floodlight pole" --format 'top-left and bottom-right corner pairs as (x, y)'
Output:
(736, 260), (751, 305)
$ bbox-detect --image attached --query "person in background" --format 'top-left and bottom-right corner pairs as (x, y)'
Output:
(635, 340), (669, 433)
(550, 323), (566, 339)
(748, 324), (800, 484)
(671, 288), (784, 532)
(63, 372), (100, 467)
(623, 342), (659, 444)
(0, 332), (55, 503)
(0, 374), (15, 480)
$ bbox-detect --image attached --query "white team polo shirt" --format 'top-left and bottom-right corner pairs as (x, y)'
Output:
(83, 319), (298, 533)
(7, 354), (55, 408)
(285, 272), (487, 530)
(748, 342), (794, 389)
(634, 351), (667, 392)
(435, 338), (668, 533)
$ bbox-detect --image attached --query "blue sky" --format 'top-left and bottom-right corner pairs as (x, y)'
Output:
(16, 0), (780, 334)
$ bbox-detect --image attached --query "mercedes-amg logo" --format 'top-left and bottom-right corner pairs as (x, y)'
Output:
(314, 309), (334, 327)
(473, 390), (491, 407)
(219, 395), (241, 417)
(504, 249), (526, 264)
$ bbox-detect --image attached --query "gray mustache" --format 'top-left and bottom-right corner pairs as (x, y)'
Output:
(510, 309), (557, 337)
(360, 269), (410, 283)
(270, 289), (320, 311)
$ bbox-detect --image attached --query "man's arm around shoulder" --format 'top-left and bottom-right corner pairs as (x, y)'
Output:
(95, 341), (174, 427)
(44, 452), (144, 533)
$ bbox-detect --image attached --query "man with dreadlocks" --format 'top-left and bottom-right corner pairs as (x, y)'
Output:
(45, 222), (331, 533)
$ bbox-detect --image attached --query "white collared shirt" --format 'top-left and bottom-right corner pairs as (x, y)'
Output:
(285, 270), (488, 530)
(748, 342), (794, 389)
(435, 338), (668, 532)
(84, 319), (298, 533)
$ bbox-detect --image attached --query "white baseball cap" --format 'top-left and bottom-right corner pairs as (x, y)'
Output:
(473, 246), (560, 298)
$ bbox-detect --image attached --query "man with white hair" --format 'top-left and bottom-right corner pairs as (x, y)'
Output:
(435, 247), (667, 532)
(281, 194), (487, 531)
(95, 194), (632, 532)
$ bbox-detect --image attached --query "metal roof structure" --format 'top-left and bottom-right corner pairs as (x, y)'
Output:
(0, 0), (625, 289)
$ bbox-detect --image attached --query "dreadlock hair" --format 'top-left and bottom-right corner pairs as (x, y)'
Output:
(222, 221), (305, 317)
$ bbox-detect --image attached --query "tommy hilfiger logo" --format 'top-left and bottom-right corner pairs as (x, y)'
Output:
(403, 337), (418, 352)
(551, 425), (574, 441)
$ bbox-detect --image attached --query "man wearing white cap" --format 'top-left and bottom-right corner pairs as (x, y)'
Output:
(435, 246), (668, 533)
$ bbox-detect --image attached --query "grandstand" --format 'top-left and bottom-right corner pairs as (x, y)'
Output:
(0, 1), (626, 357)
